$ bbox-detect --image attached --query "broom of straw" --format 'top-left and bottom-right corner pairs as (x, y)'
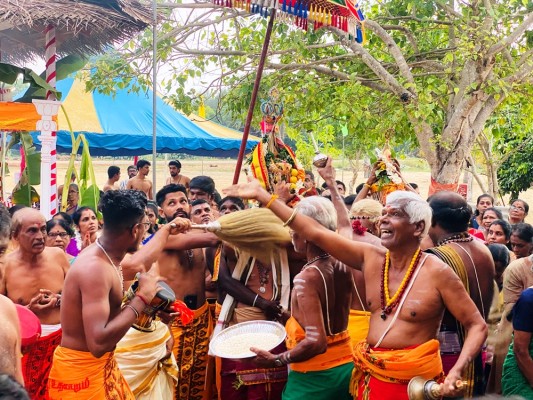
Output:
(192, 207), (291, 259)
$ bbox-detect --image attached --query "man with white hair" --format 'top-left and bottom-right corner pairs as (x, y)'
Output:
(223, 181), (487, 399)
(250, 196), (354, 399)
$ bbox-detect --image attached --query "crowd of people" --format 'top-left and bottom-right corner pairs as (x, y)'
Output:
(0, 157), (532, 400)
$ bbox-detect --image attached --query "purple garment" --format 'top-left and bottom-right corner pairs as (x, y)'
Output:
(65, 238), (79, 257)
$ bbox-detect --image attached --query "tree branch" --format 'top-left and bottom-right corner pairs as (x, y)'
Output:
(327, 27), (410, 100)
(486, 12), (533, 58)
(380, 24), (419, 54)
(364, 20), (416, 89)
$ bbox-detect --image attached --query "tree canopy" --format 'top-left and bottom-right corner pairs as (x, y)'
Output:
(88, 0), (533, 191)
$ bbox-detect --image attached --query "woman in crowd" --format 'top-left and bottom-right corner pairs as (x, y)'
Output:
(45, 219), (75, 262)
(471, 194), (494, 229)
(509, 223), (533, 259)
(146, 201), (159, 235)
(72, 206), (99, 252)
(487, 219), (514, 260)
(508, 199), (529, 225)
(481, 208), (504, 240)
(52, 212), (78, 257)
(485, 243), (511, 393)
(502, 286), (533, 398)
(64, 183), (79, 216)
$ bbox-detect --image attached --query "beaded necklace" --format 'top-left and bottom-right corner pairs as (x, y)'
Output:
(380, 248), (422, 320)
(257, 262), (270, 294)
(96, 238), (124, 293)
(302, 253), (330, 270)
(437, 232), (473, 246)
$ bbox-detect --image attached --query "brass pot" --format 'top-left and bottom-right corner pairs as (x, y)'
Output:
(407, 377), (442, 400)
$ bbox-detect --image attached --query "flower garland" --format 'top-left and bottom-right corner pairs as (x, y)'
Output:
(351, 220), (367, 236)
(380, 248), (422, 320)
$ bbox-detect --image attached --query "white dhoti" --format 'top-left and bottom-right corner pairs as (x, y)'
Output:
(115, 321), (178, 399)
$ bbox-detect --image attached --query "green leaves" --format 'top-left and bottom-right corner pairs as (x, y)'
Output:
(11, 132), (41, 206)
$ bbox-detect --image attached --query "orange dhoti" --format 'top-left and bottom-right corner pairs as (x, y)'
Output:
(48, 346), (134, 399)
(283, 316), (354, 400)
(351, 339), (444, 400)
(348, 310), (370, 349)
(22, 327), (62, 399)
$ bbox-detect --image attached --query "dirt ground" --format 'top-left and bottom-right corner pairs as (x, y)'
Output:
(3, 157), (532, 223)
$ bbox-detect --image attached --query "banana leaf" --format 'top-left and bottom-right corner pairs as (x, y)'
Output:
(0, 63), (58, 98)
(60, 105), (100, 215)
(11, 131), (41, 206)
(17, 55), (88, 102)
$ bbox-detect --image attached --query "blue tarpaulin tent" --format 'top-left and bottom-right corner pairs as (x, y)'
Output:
(31, 77), (259, 157)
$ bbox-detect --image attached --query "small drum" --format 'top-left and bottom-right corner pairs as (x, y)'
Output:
(15, 304), (41, 351)
(124, 277), (176, 332)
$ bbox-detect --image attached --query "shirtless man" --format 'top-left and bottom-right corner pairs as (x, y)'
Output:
(165, 160), (190, 188)
(1, 208), (70, 398)
(224, 180), (488, 399)
(47, 190), (190, 399)
(426, 191), (495, 397)
(0, 206), (24, 385)
(103, 166), (121, 192)
(214, 195), (292, 399)
(143, 184), (219, 400)
(127, 159), (153, 199)
(120, 165), (137, 190)
(252, 196), (353, 399)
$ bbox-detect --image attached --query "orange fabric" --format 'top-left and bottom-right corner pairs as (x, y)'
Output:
(350, 339), (443, 396)
(0, 102), (57, 131)
(285, 316), (354, 372)
(48, 346), (134, 399)
(348, 310), (370, 348)
(428, 177), (458, 197)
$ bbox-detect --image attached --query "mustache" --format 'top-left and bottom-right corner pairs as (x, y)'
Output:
(172, 210), (189, 219)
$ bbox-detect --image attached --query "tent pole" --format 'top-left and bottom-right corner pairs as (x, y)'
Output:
(152, 0), (157, 197)
(232, 8), (276, 185)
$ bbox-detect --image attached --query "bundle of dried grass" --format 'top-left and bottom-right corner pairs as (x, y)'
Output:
(214, 207), (291, 260)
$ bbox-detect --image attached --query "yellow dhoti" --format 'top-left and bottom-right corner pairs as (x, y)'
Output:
(48, 346), (134, 399)
(115, 321), (178, 399)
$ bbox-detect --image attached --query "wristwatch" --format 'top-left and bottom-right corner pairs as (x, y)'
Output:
(273, 356), (284, 367)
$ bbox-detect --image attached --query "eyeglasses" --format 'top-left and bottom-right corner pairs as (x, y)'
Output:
(48, 232), (70, 238)
(138, 222), (151, 230)
(510, 205), (526, 212)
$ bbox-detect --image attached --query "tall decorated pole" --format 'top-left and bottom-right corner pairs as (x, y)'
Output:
(34, 24), (60, 219)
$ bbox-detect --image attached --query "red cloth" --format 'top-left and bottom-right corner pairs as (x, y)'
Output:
(356, 375), (409, 400)
(22, 328), (62, 399)
(219, 343), (287, 400)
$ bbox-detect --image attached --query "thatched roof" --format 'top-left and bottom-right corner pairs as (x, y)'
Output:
(0, 0), (153, 64)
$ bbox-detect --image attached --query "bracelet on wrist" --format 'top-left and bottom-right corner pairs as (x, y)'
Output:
(123, 304), (140, 319)
(282, 209), (298, 227)
(264, 194), (279, 209)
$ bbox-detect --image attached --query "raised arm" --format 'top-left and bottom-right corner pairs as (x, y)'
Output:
(316, 157), (351, 237)
(121, 217), (192, 280)
(223, 179), (369, 269)
(217, 249), (282, 320)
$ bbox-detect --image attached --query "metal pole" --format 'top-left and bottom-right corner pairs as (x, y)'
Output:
(152, 0), (158, 197)
(232, 8), (277, 184)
